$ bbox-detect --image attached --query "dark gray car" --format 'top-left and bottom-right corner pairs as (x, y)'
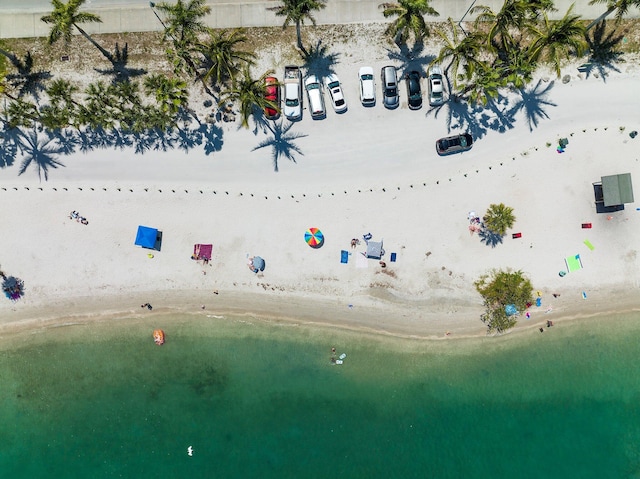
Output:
(405, 70), (422, 110)
(436, 133), (473, 155)
(381, 66), (399, 109)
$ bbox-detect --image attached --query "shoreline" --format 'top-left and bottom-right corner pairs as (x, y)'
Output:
(1, 285), (639, 342)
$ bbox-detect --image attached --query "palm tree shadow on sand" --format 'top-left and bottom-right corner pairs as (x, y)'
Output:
(94, 43), (147, 83)
(16, 128), (66, 181)
(386, 41), (435, 76)
(252, 119), (307, 172)
(248, 106), (273, 136)
(4, 51), (53, 102)
(0, 125), (22, 168)
(301, 40), (340, 83)
(478, 228), (504, 248)
(198, 123), (224, 155)
(508, 80), (557, 132)
(430, 97), (490, 142)
(583, 20), (624, 82)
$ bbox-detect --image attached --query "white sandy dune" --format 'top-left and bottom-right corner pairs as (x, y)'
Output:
(1, 32), (639, 338)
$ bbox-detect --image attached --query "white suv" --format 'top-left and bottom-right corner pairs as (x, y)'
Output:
(304, 75), (326, 119)
(358, 67), (376, 106)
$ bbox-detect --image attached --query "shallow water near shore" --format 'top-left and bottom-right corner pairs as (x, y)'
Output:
(1, 311), (640, 478)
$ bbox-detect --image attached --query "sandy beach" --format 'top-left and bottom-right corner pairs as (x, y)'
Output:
(1, 23), (639, 338)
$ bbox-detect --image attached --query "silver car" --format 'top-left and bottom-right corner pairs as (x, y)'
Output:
(428, 64), (445, 106)
(381, 65), (399, 110)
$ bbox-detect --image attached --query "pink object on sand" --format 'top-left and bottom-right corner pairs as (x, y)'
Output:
(194, 244), (213, 260)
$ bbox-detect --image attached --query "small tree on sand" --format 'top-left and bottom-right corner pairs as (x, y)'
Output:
(483, 203), (516, 236)
(474, 269), (534, 333)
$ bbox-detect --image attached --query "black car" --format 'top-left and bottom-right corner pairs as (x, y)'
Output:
(436, 133), (473, 155)
(405, 71), (422, 110)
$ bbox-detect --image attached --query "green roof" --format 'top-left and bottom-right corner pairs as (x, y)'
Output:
(601, 173), (634, 206)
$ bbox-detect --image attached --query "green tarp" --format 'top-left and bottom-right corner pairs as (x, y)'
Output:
(601, 173), (634, 206)
(565, 254), (583, 272)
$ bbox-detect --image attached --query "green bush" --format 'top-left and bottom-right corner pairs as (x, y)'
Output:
(474, 269), (534, 333)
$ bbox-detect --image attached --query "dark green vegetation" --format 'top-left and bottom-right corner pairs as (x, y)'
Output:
(483, 203), (516, 237)
(0, 0), (275, 131)
(475, 269), (535, 332)
(397, 0), (639, 105)
(432, 1), (588, 104)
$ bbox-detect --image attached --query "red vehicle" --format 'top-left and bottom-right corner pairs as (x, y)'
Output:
(264, 76), (280, 120)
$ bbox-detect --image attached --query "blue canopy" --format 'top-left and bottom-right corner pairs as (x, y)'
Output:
(135, 226), (158, 249)
(505, 304), (518, 316)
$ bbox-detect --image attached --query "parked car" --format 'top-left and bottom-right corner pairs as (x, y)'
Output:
(436, 133), (473, 155)
(304, 75), (326, 119)
(264, 76), (280, 120)
(283, 65), (302, 120)
(405, 70), (422, 110)
(359, 66), (376, 106)
(324, 74), (347, 113)
(428, 64), (445, 106)
(381, 65), (399, 109)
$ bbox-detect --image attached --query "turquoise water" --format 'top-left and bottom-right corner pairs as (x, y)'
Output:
(1, 312), (640, 478)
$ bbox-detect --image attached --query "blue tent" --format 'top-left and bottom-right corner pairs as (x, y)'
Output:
(135, 225), (158, 249)
(505, 304), (518, 316)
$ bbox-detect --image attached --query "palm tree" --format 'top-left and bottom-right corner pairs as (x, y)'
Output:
(497, 47), (536, 90)
(155, 0), (211, 83)
(379, 0), (439, 45)
(199, 29), (256, 86)
(79, 81), (116, 129)
(144, 74), (188, 115)
(472, 0), (533, 54)
(482, 203), (516, 236)
(268, 0), (327, 53)
(528, 4), (586, 78)
(166, 39), (200, 79)
(41, 78), (80, 129)
(5, 99), (40, 128)
(155, 0), (211, 45)
(587, 0), (640, 29)
(220, 67), (276, 128)
(434, 18), (484, 90)
(459, 62), (503, 105)
(41, 0), (113, 61)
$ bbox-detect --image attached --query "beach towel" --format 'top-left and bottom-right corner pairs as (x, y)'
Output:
(390, 253), (397, 262)
(583, 240), (595, 251)
(194, 244), (213, 260)
(356, 253), (368, 269)
(565, 254), (583, 272)
(341, 250), (349, 264)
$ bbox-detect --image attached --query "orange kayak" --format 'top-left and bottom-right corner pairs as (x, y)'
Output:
(153, 329), (165, 346)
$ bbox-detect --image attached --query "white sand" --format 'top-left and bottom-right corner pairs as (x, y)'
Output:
(1, 26), (639, 338)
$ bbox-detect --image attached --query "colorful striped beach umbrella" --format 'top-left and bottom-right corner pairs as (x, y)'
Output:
(305, 227), (324, 248)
